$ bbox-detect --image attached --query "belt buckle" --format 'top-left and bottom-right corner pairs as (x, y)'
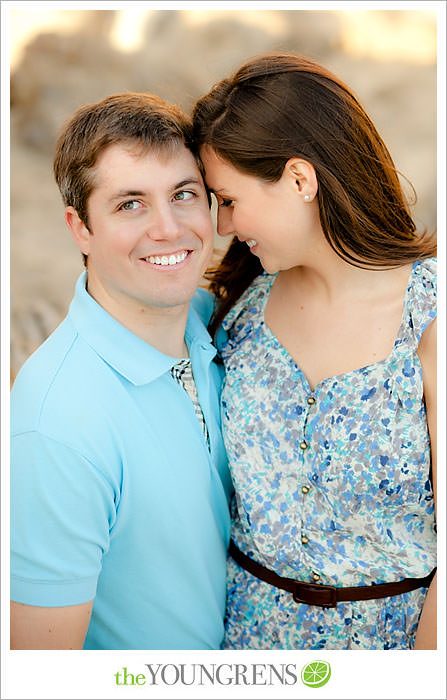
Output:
(292, 581), (338, 608)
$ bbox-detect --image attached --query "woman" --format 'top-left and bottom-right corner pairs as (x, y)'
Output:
(192, 54), (437, 650)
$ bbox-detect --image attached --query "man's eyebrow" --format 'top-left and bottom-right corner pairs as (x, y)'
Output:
(109, 190), (146, 202)
(173, 178), (203, 189)
(109, 178), (203, 201)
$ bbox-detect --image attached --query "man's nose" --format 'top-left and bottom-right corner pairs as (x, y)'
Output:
(146, 204), (182, 240)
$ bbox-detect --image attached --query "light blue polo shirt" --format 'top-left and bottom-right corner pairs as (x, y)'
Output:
(11, 272), (232, 650)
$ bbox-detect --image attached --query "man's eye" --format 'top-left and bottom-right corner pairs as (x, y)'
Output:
(173, 190), (195, 202)
(120, 200), (141, 211)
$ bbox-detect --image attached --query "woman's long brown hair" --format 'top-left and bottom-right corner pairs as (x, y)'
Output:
(192, 53), (436, 339)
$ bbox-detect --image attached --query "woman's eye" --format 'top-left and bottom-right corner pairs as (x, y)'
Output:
(218, 198), (233, 208)
(120, 200), (141, 211)
(173, 190), (194, 202)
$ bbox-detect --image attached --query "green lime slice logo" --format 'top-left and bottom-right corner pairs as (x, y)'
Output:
(301, 660), (331, 688)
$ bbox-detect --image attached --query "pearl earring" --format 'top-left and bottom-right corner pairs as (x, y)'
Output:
(304, 194), (311, 201)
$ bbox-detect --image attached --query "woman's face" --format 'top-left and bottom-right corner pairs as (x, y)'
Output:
(200, 146), (322, 274)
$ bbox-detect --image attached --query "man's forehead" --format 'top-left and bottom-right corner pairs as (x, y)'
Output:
(91, 140), (199, 191)
(95, 139), (192, 168)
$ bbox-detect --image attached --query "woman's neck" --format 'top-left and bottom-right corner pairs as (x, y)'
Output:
(278, 246), (412, 305)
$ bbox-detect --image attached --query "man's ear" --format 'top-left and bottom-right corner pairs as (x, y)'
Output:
(65, 207), (91, 256)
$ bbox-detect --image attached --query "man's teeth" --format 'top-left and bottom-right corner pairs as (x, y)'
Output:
(247, 240), (257, 248)
(145, 251), (189, 266)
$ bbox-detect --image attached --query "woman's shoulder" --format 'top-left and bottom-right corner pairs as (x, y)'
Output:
(221, 272), (276, 332)
(216, 272), (275, 355)
(412, 256), (437, 288)
(406, 257), (437, 341)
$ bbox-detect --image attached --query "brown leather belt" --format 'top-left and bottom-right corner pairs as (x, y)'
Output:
(229, 539), (436, 608)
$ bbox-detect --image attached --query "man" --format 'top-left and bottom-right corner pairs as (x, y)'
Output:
(10, 93), (232, 650)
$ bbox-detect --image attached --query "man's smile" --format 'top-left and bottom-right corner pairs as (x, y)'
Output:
(138, 249), (191, 267)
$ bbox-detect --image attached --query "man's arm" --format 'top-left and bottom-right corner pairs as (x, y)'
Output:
(11, 600), (93, 650)
(415, 317), (437, 649)
(10, 431), (115, 649)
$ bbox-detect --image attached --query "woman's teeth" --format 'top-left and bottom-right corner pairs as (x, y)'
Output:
(247, 240), (257, 248)
(145, 251), (188, 266)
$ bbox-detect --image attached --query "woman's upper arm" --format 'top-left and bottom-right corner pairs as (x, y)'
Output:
(418, 317), (437, 504)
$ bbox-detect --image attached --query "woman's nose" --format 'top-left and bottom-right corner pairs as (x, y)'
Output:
(216, 207), (235, 237)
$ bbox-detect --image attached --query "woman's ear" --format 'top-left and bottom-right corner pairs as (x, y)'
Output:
(284, 158), (318, 202)
(65, 207), (91, 256)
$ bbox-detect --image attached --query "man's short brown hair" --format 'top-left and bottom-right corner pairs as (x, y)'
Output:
(53, 92), (196, 229)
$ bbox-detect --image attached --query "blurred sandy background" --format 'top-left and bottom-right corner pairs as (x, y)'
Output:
(10, 8), (437, 380)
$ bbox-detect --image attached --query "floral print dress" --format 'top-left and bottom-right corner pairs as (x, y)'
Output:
(220, 258), (437, 649)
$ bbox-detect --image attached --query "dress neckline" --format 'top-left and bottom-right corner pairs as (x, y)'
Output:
(258, 261), (419, 394)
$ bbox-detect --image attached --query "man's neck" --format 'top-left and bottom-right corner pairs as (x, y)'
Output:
(86, 282), (190, 358)
(124, 307), (189, 358)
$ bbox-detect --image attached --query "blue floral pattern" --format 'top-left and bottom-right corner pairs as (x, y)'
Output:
(220, 258), (437, 649)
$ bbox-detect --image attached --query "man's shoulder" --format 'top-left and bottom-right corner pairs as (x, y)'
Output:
(12, 315), (77, 394)
(11, 313), (130, 485)
(11, 314), (114, 437)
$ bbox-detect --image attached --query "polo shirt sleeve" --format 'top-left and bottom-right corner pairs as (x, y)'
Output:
(11, 430), (117, 607)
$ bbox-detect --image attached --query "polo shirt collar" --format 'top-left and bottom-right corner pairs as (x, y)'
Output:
(68, 272), (215, 386)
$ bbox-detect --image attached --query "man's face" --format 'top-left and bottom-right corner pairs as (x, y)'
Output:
(69, 142), (214, 320)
